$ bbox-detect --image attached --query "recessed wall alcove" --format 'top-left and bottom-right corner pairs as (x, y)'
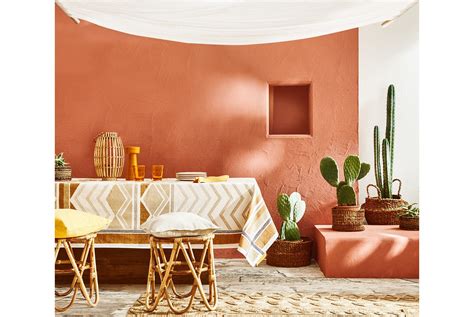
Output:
(268, 83), (312, 138)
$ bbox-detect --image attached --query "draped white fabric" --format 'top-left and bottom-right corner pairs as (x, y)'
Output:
(57, 0), (417, 45)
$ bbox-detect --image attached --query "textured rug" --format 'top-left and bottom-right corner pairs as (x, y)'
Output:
(127, 290), (419, 316)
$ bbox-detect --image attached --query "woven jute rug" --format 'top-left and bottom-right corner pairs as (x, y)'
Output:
(127, 291), (419, 316)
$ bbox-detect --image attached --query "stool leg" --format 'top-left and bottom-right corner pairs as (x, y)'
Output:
(207, 237), (218, 307)
(145, 239), (159, 311)
(55, 240), (80, 312)
(178, 239), (217, 312)
(68, 237), (98, 308)
(87, 237), (99, 306)
(165, 241), (198, 314)
(55, 240), (75, 297)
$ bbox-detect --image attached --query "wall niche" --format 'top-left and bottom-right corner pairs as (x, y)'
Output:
(268, 83), (312, 137)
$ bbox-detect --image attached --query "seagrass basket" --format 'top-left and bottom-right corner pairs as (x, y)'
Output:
(55, 165), (72, 181)
(399, 216), (419, 231)
(93, 132), (125, 180)
(332, 206), (365, 232)
(362, 181), (408, 225)
(266, 237), (312, 267)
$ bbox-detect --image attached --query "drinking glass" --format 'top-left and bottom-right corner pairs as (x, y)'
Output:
(152, 164), (164, 181)
(136, 165), (146, 181)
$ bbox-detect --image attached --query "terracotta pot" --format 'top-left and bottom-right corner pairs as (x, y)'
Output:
(362, 183), (408, 225)
(266, 237), (312, 267)
(332, 205), (365, 232)
(55, 165), (72, 181)
(399, 216), (419, 231)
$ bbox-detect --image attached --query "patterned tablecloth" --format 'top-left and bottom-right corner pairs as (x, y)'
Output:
(55, 178), (278, 266)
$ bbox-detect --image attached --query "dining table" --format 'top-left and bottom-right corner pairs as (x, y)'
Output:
(55, 177), (278, 266)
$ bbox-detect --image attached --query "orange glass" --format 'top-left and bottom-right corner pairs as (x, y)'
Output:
(136, 165), (146, 181)
(152, 165), (164, 181)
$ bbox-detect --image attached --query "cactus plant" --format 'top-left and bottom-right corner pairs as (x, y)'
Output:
(399, 203), (419, 218)
(55, 152), (69, 167)
(374, 84), (399, 198)
(320, 155), (370, 206)
(276, 192), (306, 241)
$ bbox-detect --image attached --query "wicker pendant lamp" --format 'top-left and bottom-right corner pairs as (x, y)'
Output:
(93, 132), (125, 180)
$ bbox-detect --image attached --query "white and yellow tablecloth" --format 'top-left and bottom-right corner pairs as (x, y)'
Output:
(55, 178), (278, 266)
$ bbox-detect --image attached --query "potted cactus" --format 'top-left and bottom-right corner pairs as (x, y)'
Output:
(55, 152), (72, 181)
(362, 84), (408, 225)
(266, 192), (312, 267)
(320, 155), (370, 231)
(399, 203), (419, 231)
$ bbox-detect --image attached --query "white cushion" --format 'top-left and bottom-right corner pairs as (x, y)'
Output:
(141, 212), (219, 238)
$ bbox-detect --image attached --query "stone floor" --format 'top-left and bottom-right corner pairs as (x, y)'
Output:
(55, 259), (419, 316)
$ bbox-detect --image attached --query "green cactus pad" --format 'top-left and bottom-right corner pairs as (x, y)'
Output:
(284, 220), (301, 241)
(357, 162), (371, 180)
(343, 155), (361, 186)
(277, 194), (291, 221)
(320, 157), (339, 187)
(337, 185), (357, 206)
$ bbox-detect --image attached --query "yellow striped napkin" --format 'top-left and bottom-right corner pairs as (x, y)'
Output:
(193, 175), (229, 183)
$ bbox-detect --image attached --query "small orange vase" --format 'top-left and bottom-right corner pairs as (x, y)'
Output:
(125, 146), (140, 180)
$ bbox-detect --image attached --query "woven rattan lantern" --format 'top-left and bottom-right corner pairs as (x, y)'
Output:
(93, 132), (125, 180)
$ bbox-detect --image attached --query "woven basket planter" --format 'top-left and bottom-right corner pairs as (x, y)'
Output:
(332, 206), (365, 232)
(362, 182), (408, 225)
(55, 166), (72, 181)
(94, 132), (125, 181)
(266, 237), (312, 267)
(399, 216), (419, 231)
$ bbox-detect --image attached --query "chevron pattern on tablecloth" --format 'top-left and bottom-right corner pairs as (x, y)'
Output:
(168, 182), (252, 230)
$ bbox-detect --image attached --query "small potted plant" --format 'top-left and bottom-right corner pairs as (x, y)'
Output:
(55, 152), (72, 181)
(320, 155), (370, 231)
(399, 203), (419, 231)
(266, 192), (312, 267)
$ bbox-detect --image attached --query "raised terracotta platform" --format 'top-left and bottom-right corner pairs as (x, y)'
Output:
(314, 225), (419, 278)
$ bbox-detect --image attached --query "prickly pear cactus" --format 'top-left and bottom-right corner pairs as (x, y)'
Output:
(276, 192), (306, 241)
(320, 155), (370, 206)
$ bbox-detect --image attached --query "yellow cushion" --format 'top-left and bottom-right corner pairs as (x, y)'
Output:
(55, 209), (110, 238)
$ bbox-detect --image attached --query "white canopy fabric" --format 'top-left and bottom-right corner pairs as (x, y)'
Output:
(56, 0), (417, 45)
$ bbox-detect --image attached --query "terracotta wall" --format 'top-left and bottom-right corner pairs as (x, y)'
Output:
(55, 6), (359, 237)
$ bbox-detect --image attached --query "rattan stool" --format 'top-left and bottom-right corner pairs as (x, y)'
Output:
(145, 233), (218, 314)
(55, 233), (99, 312)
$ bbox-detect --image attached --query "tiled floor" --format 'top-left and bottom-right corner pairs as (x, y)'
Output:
(55, 259), (419, 316)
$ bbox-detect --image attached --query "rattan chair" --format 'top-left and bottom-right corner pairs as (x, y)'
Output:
(145, 233), (218, 314)
(55, 233), (99, 312)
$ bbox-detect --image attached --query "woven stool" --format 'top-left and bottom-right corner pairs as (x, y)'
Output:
(145, 233), (218, 314)
(55, 233), (99, 312)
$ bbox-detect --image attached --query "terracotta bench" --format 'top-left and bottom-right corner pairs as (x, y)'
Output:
(314, 225), (419, 278)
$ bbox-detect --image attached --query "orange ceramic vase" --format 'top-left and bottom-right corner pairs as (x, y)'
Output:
(125, 146), (140, 180)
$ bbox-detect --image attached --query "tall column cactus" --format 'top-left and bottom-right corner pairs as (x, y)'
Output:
(374, 84), (396, 198)
(320, 155), (370, 206)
